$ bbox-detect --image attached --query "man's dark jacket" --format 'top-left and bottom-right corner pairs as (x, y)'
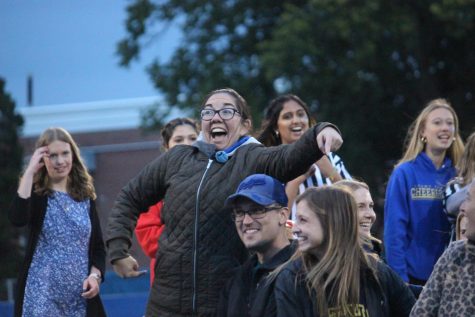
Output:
(218, 241), (297, 317)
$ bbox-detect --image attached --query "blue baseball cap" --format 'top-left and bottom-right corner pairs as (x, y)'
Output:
(225, 174), (288, 207)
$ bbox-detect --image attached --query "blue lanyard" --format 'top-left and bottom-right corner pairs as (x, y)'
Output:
(215, 136), (250, 163)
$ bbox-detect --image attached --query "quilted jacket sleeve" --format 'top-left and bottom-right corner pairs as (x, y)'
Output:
(252, 122), (340, 183)
(106, 150), (174, 263)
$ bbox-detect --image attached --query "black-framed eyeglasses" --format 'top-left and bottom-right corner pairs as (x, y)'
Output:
(200, 108), (241, 121)
(231, 206), (282, 222)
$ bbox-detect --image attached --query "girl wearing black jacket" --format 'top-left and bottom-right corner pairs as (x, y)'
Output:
(9, 127), (106, 317)
(272, 186), (415, 317)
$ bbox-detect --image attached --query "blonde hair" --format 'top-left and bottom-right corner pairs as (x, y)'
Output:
(456, 132), (475, 186)
(333, 180), (383, 257)
(456, 213), (467, 241)
(333, 179), (369, 193)
(296, 186), (374, 316)
(397, 98), (464, 167)
(32, 127), (96, 201)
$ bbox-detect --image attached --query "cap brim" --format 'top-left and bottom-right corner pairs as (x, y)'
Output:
(225, 191), (275, 207)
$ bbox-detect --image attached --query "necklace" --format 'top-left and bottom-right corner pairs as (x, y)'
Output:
(54, 191), (72, 212)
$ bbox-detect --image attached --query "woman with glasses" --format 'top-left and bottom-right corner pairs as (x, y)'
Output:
(106, 88), (342, 317)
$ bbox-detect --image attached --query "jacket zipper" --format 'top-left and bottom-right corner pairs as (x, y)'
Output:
(192, 159), (213, 315)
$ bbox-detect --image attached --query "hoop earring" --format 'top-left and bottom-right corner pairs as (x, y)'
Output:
(420, 136), (427, 143)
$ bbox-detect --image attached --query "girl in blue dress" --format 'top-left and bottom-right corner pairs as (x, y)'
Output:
(9, 127), (106, 317)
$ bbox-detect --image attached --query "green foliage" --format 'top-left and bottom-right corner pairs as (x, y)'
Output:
(117, 0), (306, 123)
(0, 77), (24, 298)
(117, 0), (475, 203)
(259, 0), (475, 190)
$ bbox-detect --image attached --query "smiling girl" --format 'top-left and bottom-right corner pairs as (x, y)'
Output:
(273, 186), (415, 317)
(384, 99), (464, 285)
(334, 179), (382, 256)
(258, 94), (352, 216)
(8, 127), (105, 317)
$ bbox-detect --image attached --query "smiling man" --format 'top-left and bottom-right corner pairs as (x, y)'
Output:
(218, 174), (296, 317)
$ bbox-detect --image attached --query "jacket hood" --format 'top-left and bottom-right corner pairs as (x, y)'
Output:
(418, 152), (453, 173)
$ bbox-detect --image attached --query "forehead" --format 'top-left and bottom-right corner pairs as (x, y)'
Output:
(281, 100), (306, 114)
(47, 140), (71, 152)
(427, 107), (453, 120)
(232, 196), (262, 209)
(171, 124), (197, 136)
(296, 200), (314, 216)
(353, 188), (372, 201)
(204, 93), (237, 109)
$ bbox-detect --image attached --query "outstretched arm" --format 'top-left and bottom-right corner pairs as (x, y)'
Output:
(106, 151), (171, 277)
(316, 126), (342, 154)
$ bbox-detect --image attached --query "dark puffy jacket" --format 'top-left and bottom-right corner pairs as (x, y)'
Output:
(8, 193), (106, 317)
(218, 242), (297, 317)
(106, 123), (335, 317)
(274, 258), (416, 317)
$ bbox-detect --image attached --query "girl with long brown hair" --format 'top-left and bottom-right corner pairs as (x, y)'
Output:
(8, 127), (106, 317)
(273, 186), (414, 317)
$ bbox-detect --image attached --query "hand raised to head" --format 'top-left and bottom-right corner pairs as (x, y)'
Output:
(25, 146), (49, 175)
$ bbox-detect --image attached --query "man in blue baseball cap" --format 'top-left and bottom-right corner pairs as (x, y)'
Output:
(218, 174), (296, 317)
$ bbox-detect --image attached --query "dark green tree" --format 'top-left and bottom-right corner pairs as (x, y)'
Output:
(259, 0), (475, 197)
(117, 0), (306, 122)
(0, 78), (24, 299)
(117, 0), (475, 220)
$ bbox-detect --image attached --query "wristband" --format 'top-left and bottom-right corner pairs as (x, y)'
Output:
(89, 272), (101, 282)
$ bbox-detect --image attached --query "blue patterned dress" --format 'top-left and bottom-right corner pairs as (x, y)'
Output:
(22, 191), (91, 317)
